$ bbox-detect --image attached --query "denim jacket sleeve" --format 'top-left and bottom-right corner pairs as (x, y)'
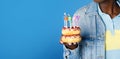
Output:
(63, 6), (88, 59)
(63, 45), (80, 59)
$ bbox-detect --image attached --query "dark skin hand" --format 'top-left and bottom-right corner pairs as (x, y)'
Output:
(60, 40), (78, 50)
(60, 0), (120, 50)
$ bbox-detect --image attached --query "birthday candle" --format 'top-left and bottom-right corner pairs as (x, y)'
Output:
(68, 14), (72, 28)
(64, 12), (68, 28)
(72, 16), (75, 27)
(73, 15), (80, 27)
(73, 16), (77, 27)
(76, 16), (80, 27)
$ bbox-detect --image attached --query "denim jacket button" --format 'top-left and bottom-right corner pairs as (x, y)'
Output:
(65, 50), (71, 56)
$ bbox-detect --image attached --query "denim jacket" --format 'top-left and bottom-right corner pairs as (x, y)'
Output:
(63, 1), (120, 59)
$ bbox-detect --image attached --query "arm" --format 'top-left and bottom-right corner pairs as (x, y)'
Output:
(62, 6), (87, 59)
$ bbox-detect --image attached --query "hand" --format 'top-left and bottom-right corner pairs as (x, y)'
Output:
(60, 40), (78, 50)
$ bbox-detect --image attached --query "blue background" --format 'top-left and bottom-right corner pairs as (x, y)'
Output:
(0, 0), (92, 59)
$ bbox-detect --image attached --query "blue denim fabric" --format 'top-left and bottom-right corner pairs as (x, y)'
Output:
(63, 1), (120, 59)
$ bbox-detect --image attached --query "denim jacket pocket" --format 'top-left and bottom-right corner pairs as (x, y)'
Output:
(81, 37), (95, 59)
(81, 36), (105, 59)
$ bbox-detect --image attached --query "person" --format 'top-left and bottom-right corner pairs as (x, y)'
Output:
(60, 0), (120, 59)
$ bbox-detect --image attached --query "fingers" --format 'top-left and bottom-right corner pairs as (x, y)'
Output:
(60, 40), (78, 50)
(60, 40), (78, 46)
(60, 40), (63, 44)
(64, 42), (78, 50)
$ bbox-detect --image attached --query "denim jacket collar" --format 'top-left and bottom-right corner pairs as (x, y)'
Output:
(85, 2), (98, 16)
(117, 0), (120, 6)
